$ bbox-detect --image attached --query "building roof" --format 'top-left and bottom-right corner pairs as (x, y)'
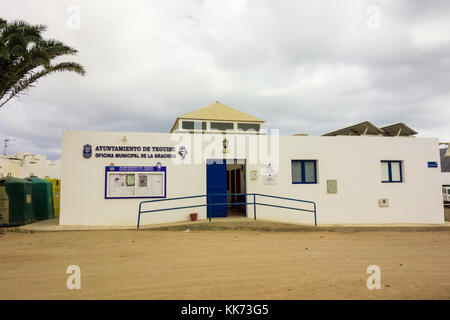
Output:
(440, 147), (450, 172)
(323, 121), (418, 137)
(380, 123), (418, 136)
(170, 101), (265, 132)
(322, 121), (385, 136)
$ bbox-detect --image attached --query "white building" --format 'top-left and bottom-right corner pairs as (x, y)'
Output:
(59, 102), (445, 227)
(0, 151), (61, 179)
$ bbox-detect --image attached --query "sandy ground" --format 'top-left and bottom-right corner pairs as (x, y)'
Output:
(0, 229), (449, 299)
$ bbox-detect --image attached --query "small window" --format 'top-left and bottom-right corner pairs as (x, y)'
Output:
(211, 122), (234, 131)
(381, 160), (403, 183)
(182, 121), (206, 130)
(237, 123), (260, 132)
(291, 160), (317, 184)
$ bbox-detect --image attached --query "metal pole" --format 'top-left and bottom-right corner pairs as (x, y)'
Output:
(253, 194), (256, 220)
(137, 203), (142, 229)
(207, 195), (211, 222)
(314, 202), (317, 226)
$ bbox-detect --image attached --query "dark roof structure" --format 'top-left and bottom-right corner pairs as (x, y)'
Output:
(323, 121), (418, 137)
(322, 121), (385, 136)
(381, 123), (418, 136)
(440, 147), (450, 172)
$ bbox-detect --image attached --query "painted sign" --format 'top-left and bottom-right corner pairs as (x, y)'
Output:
(105, 166), (167, 199)
(427, 161), (438, 168)
(263, 175), (277, 185)
(262, 163), (276, 184)
(84, 144), (179, 159)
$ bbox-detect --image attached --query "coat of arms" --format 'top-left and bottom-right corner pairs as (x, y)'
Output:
(83, 144), (92, 159)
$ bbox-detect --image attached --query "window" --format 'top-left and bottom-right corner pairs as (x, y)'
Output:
(211, 122), (234, 131)
(381, 160), (402, 183)
(291, 160), (317, 184)
(182, 121), (206, 130)
(237, 123), (260, 132)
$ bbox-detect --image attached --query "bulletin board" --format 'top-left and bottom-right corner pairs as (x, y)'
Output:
(105, 166), (166, 199)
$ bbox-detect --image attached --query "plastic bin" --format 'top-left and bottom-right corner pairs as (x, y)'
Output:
(26, 177), (54, 220)
(45, 179), (60, 217)
(0, 177), (34, 226)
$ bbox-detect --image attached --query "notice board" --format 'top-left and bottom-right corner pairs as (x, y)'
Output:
(105, 166), (166, 199)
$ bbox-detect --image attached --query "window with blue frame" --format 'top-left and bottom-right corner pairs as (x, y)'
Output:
(381, 160), (403, 183)
(291, 160), (317, 184)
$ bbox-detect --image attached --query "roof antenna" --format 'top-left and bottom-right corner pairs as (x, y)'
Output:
(3, 138), (15, 155)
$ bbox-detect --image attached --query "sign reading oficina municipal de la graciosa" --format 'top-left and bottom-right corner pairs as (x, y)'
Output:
(82, 144), (188, 160)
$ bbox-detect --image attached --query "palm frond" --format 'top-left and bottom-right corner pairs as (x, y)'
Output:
(0, 18), (85, 109)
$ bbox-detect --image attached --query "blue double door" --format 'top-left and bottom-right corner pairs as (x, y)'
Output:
(206, 159), (228, 218)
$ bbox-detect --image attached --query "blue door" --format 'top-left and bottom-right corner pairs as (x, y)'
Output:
(206, 159), (227, 218)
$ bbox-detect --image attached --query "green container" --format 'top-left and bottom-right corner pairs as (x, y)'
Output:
(26, 177), (54, 220)
(0, 177), (34, 226)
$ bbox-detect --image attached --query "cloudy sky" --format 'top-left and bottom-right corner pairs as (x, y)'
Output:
(1, 0), (449, 160)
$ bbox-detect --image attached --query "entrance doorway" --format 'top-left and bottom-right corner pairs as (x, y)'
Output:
(226, 159), (246, 217)
(206, 159), (246, 218)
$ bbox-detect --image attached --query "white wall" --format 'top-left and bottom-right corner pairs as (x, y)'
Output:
(60, 131), (207, 226)
(442, 172), (450, 185)
(60, 131), (444, 226)
(249, 136), (444, 225)
(0, 158), (21, 178)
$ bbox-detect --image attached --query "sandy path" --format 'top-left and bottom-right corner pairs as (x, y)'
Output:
(0, 230), (449, 299)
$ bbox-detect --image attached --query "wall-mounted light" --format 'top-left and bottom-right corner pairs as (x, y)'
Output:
(223, 138), (228, 154)
(122, 136), (128, 142)
(156, 162), (162, 171)
(109, 163), (115, 170)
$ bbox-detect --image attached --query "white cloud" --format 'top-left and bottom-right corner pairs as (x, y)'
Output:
(410, 20), (450, 51)
(0, 0), (449, 159)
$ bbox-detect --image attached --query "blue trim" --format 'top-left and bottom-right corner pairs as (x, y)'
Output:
(105, 166), (167, 199)
(206, 159), (227, 218)
(381, 160), (403, 183)
(137, 193), (317, 229)
(291, 160), (317, 184)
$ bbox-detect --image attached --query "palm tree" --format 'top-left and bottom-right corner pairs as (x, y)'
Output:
(0, 18), (85, 108)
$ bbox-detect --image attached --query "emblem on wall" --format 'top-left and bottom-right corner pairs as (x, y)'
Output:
(83, 144), (92, 159)
(178, 146), (188, 160)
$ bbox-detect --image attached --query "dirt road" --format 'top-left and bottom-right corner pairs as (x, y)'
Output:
(0, 229), (449, 299)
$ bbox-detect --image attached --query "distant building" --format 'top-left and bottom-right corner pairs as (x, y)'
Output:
(440, 146), (450, 185)
(0, 152), (60, 179)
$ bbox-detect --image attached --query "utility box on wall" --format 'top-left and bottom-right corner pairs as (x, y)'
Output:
(378, 198), (389, 207)
(327, 180), (337, 193)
